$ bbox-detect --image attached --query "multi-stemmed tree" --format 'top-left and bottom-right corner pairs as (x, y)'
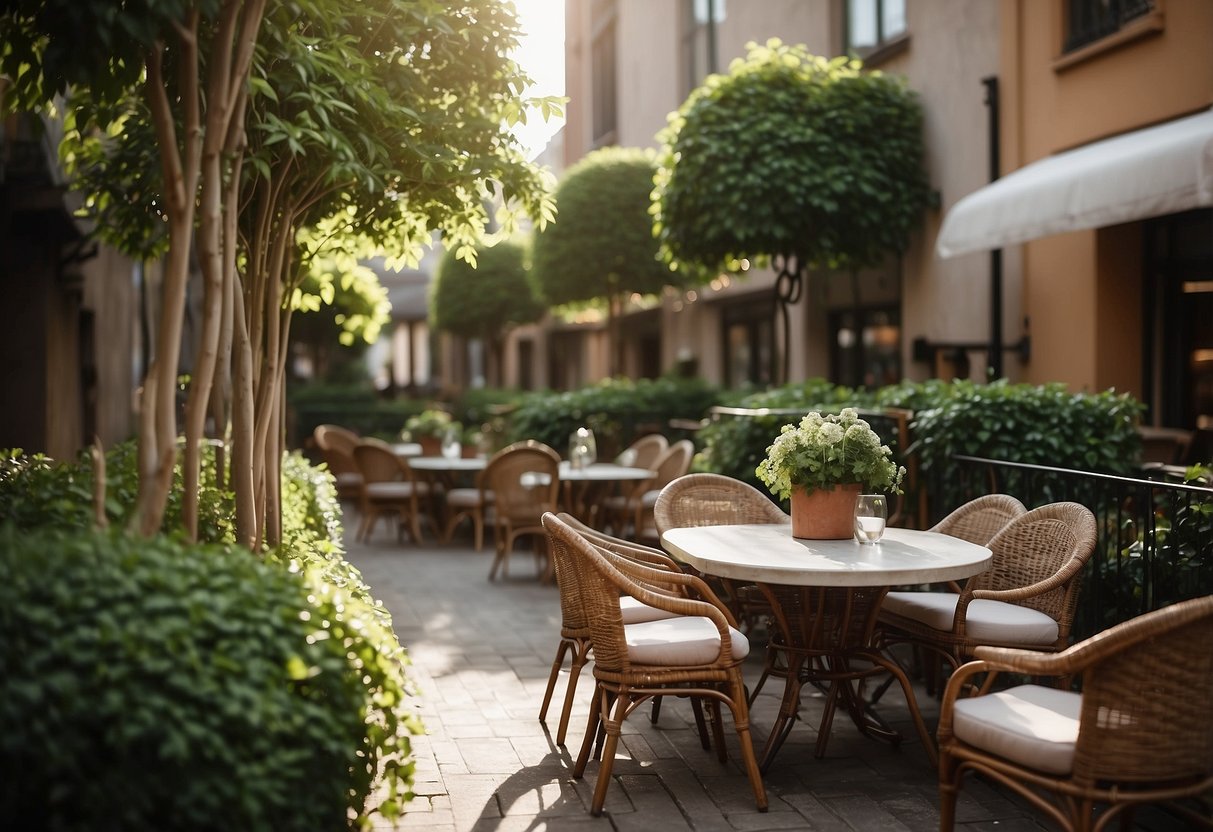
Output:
(1, 0), (558, 545)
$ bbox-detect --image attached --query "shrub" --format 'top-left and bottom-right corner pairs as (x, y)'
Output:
(0, 527), (417, 830)
(505, 376), (721, 457)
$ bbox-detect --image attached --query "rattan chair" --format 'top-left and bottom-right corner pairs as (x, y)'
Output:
(352, 440), (430, 543)
(614, 432), (668, 469)
(537, 513), (715, 746)
(314, 424), (363, 500)
(542, 513), (768, 816)
(484, 440), (561, 581)
(879, 502), (1097, 677)
(442, 475), (493, 551)
(938, 594), (1213, 832)
(606, 439), (694, 540)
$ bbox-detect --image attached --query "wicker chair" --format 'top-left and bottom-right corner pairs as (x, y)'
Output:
(313, 424), (363, 500)
(938, 594), (1213, 832)
(614, 432), (668, 469)
(484, 440), (561, 581)
(879, 502), (1097, 677)
(442, 474), (493, 551)
(542, 513), (768, 816)
(538, 513), (715, 746)
(606, 439), (694, 540)
(352, 440), (429, 543)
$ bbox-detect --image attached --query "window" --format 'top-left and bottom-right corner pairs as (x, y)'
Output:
(830, 306), (901, 389)
(845, 0), (906, 55)
(682, 0), (725, 95)
(591, 17), (617, 145)
(1064, 0), (1156, 53)
(722, 298), (774, 389)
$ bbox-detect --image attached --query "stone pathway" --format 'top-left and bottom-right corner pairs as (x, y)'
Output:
(345, 514), (1062, 832)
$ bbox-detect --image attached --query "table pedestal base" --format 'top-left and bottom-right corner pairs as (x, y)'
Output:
(753, 584), (937, 772)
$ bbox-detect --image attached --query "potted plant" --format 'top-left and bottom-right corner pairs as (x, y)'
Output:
(756, 408), (904, 539)
(402, 409), (457, 456)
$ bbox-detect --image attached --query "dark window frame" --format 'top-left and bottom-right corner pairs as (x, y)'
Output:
(590, 14), (618, 146)
(828, 304), (902, 390)
(1064, 0), (1156, 53)
(720, 297), (775, 389)
(843, 0), (909, 61)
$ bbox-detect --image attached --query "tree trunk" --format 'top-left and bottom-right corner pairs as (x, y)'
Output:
(134, 25), (202, 537)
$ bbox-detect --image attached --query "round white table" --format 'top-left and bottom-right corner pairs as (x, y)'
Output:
(661, 523), (991, 771)
(408, 455), (487, 473)
(557, 461), (652, 523)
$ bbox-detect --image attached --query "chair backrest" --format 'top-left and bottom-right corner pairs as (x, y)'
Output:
(543, 512), (727, 674)
(971, 501), (1097, 628)
(617, 433), (668, 469)
(352, 441), (408, 484)
(1071, 594), (1213, 785)
(483, 440), (561, 524)
(646, 439), (695, 492)
(556, 513), (684, 573)
(929, 494), (1027, 547)
(653, 472), (789, 534)
(314, 424), (361, 475)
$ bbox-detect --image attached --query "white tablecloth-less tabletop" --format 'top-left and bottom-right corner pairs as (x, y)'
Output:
(661, 523), (991, 771)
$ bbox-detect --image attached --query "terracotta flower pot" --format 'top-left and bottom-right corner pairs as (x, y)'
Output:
(790, 483), (862, 540)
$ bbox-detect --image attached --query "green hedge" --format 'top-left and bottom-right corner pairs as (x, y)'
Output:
(692, 379), (1144, 522)
(0, 444), (418, 828)
(504, 376), (721, 457)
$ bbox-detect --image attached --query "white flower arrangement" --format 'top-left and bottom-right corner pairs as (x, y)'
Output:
(755, 408), (905, 501)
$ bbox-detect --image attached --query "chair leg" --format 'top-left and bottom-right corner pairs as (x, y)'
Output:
(556, 650), (589, 747)
(539, 640), (572, 725)
(726, 676), (768, 812)
(938, 746), (959, 831)
(689, 698), (709, 750)
(709, 699), (727, 763)
(590, 690), (629, 816)
(573, 684), (604, 778)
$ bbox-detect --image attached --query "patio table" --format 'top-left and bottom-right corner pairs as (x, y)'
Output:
(661, 523), (991, 771)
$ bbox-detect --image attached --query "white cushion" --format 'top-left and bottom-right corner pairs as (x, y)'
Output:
(446, 487), (492, 508)
(639, 490), (660, 508)
(883, 591), (1060, 645)
(619, 595), (680, 624)
(952, 684), (1081, 775)
(624, 616), (749, 666)
(335, 472), (363, 486)
(365, 481), (426, 499)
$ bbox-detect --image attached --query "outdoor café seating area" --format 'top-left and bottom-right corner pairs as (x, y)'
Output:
(326, 420), (1213, 831)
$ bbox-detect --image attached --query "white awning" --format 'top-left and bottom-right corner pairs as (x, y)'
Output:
(936, 107), (1213, 258)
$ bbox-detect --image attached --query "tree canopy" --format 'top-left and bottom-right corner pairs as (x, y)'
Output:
(653, 39), (932, 276)
(431, 238), (542, 340)
(0, 0), (559, 542)
(531, 146), (683, 307)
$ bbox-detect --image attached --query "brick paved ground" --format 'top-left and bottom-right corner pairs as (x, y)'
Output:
(346, 513), (1111, 832)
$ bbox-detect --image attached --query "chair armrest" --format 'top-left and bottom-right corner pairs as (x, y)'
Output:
(598, 546), (740, 629)
(597, 554), (738, 662)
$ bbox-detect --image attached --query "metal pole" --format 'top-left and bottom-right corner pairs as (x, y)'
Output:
(983, 76), (1003, 380)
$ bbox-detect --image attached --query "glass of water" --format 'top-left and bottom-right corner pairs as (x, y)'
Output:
(854, 494), (887, 545)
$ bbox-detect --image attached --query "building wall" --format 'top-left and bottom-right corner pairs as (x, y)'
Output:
(1001, 0), (1213, 396)
(560, 0), (1003, 389)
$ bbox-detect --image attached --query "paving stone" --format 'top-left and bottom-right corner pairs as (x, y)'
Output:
(342, 510), (1050, 831)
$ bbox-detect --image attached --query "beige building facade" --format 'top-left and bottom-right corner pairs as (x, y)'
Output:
(535, 0), (1211, 434)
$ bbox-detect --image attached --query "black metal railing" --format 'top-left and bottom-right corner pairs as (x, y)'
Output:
(937, 455), (1213, 640)
(1064, 0), (1155, 53)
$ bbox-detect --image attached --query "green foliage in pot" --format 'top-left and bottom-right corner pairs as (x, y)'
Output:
(0, 526), (417, 830)
(402, 408), (456, 441)
(654, 39), (932, 276)
(756, 408), (904, 500)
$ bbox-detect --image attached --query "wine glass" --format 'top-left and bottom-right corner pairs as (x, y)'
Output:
(854, 494), (887, 545)
(440, 426), (462, 460)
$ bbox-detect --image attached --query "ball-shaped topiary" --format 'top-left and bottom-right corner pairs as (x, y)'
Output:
(531, 146), (692, 307)
(430, 238), (543, 339)
(0, 527), (413, 830)
(654, 39), (932, 276)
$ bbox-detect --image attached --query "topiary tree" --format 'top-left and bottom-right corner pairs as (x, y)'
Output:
(531, 146), (699, 376)
(431, 238), (543, 387)
(654, 39), (932, 383)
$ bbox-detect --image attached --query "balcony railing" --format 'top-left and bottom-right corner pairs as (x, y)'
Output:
(938, 455), (1213, 640)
